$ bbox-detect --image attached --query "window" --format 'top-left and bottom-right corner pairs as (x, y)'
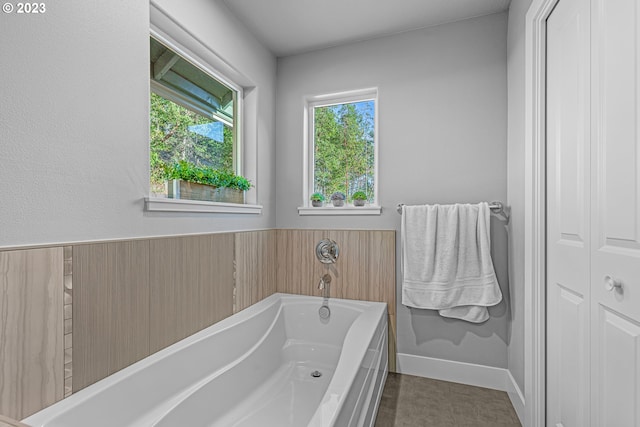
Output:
(149, 36), (241, 197)
(302, 88), (379, 214)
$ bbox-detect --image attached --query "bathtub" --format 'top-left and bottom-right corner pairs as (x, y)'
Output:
(24, 293), (388, 427)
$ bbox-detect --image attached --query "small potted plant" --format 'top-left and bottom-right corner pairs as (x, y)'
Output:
(310, 192), (325, 207)
(352, 191), (367, 207)
(330, 191), (346, 207)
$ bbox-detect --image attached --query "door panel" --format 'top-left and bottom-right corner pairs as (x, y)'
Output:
(591, 0), (640, 321)
(592, 0), (640, 246)
(548, 0), (640, 424)
(591, 0), (640, 425)
(548, 285), (589, 427)
(593, 307), (640, 427)
(546, 0), (591, 425)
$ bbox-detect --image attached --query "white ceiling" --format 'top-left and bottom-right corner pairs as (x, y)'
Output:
(221, 0), (511, 57)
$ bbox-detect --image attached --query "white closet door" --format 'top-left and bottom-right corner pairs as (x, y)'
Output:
(546, 0), (591, 425)
(591, 0), (640, 425)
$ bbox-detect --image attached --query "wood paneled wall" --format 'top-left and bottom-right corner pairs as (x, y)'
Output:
(73, 241), (151, 391)
(0, 415), (31, 427)
(234, 230), (277, 312)
(276, 229), (396, 371)
(149, 234), (234, 353)
(277, 230), (395, 303)
(0, 248), (64, 420)
(0, 228), (397, 420)
(72, 234), (235, 392)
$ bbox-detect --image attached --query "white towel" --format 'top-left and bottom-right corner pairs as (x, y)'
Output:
(401, 202), (502, 323)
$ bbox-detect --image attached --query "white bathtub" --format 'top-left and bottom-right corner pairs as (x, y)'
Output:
(24, 293), (388, 427)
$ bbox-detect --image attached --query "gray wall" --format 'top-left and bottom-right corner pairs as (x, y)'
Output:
(506, 0), (533, 393)
(1, 0), (519, 375)
(276, 13), (510, 368)
(0, 0), (276, 249)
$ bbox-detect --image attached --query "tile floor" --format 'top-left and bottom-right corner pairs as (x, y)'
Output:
(374, 373), (521, 427)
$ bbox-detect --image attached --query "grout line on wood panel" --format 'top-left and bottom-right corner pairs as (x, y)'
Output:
(63, 245), (73, 397)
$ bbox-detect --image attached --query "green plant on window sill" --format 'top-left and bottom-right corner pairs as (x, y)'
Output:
(310, 192), (325, 207)
(351, 191), (367, 207)
(163, 160), (252, 191)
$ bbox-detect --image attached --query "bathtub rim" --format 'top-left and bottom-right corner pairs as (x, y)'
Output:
(23, 293), (388, 426)
(309, 298), (388, 426)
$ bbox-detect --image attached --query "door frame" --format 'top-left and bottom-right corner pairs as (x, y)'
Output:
(524, 0), (561, 425)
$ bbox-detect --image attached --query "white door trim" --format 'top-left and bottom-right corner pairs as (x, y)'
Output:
(524, 0), (561, 425)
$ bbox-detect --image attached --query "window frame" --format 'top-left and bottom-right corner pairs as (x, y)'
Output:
(145, 11), (262, 214)
(301, 88), (380, 215)
(149, 31), (244, 177)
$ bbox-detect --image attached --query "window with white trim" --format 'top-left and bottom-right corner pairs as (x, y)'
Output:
(149, 35), (243, 197)
(304, 88), (379, 210)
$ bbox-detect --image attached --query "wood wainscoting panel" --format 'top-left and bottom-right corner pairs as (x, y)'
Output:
(234, 230), (277, 313)
(73, 244), (110, 391)
(196, 234), (234, 330)
(366, 230), (396, 315)
(72, 241), (150, 392)
(276, 229), (395, 309)
(276, 230), (326, 296)
(109, 241), (151, 375)
(0, 248), (64, 420)
(0, 415), (31, 427)
(149, 234), (234, 353)
(276, 229), (396, 371)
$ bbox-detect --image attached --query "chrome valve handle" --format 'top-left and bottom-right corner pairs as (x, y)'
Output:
(316, 239), (339, 264)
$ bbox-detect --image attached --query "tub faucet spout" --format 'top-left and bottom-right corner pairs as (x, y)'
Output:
(318, 274), (331, 299)
(318, 274), (332, 320)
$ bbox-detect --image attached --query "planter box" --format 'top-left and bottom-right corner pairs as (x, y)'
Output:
(166, 180), (245, 204)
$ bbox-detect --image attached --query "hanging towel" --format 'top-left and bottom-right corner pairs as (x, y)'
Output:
(401, 202), (502, 323)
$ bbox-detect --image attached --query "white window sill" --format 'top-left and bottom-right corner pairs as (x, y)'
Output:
(297, 205), (382, 216)
(145, 197), (262, 214)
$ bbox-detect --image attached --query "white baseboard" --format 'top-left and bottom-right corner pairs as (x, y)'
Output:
(506, 369), (525, 425)
(396, 353), (525, 425)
